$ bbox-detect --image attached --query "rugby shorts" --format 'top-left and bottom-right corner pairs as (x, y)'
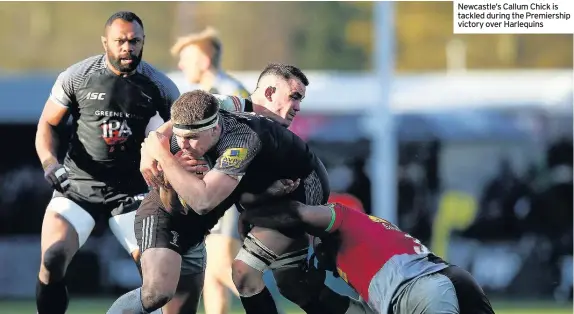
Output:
(387, 265), (494, 314)
(48, 178), (145, 251)
(135, 190), (207, 275)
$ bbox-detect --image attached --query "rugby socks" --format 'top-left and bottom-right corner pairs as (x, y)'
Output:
(36, 278), (69, 314)
(299, 286), (352, 314)
(106, 288), (162, 314)
(239, 286), (280, 314)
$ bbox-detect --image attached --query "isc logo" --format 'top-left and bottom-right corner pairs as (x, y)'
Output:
(86, 92), (106, 100)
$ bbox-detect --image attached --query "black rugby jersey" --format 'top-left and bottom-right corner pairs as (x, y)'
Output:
(49, 54), (180, 190)
(199, 109), (328, 229)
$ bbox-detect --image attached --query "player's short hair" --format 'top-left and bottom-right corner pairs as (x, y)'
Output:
(170, 27), (222, 68)
(256, 63), (309, 87)
(104, 11), (144, 33)
(171, 90), (220, 126)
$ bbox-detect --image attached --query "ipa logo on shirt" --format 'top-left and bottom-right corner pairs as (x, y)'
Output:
(101, 119), (133, 151)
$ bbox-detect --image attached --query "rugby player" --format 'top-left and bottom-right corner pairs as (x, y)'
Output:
(171, 26), (250, 98)
(171, 27), (251, 314)
(108, 63), (314, 314)
(108, 89), (354, 314)
(34, 11), (179, 314)
(242, 201), (496, 314)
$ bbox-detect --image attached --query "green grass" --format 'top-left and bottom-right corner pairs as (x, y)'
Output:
(0, 298), (571, 314)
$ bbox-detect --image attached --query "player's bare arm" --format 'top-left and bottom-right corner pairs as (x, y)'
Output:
(239, 178), (300, 206)
(156, 119), (174, 136)
(141, 119), (174, 188)
(36, 100), (68, 167)
(144, 130), (239, 214)
(242, 201), (334, 236)
(36, 64), (80, 192)
(158, 150), (209, 213)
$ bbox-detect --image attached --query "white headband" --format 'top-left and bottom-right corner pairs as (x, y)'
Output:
(172, 112), (219, 134)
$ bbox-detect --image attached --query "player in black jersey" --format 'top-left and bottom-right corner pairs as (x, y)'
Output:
(34, 11), (179, 314)
(140, 90), (329, 314)
(171, 28), (251, 314)
(108, 65), (372, 314)
(108, 89), (363, 314)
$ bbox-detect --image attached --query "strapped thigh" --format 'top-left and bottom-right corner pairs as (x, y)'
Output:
(235, 232), (310, 273)
(269, 247), (309, 270)
(235, 233), (279, 272)
(109, 194), (144, 254)
(47, 194), (96, 248)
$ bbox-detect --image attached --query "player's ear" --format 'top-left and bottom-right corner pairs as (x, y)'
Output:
(264, 86), (276, 102)
(100, 36), (107, 52)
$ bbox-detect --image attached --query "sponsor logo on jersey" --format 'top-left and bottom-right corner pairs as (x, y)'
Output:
(95, 110), (143, 119)
(368, 215), (400, 231)
(219, 147), (248, 169)
(101, 119), (133, 151)
(86, 92), (106, 100)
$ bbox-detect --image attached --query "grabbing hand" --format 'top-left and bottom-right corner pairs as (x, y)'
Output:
(174, 151), (210, 179)
(266, 178), (301, 196)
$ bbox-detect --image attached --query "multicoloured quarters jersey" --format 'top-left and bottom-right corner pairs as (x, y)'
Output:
(208, 71), (251, 100)
(50, 54), (180, 191)
(330, 204), (448, 312)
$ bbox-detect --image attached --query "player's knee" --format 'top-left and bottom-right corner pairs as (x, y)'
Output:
(231, 259), (264, 296)
(141, 285), (174, 311)
(41, 241), (71, 281)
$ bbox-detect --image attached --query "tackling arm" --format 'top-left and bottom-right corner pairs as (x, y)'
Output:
(157, 152), (240, 215)
(241, 201), (334, 236)
(155, 120), (173, 137)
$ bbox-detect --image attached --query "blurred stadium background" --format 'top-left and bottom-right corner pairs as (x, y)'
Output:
(0, 2), (572, 314)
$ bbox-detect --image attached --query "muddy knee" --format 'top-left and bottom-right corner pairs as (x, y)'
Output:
(141, 285), (174, 311)
(41, 241), (73, 281)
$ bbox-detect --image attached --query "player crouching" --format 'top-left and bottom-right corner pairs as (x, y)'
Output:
(242, 201), (495, 314)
